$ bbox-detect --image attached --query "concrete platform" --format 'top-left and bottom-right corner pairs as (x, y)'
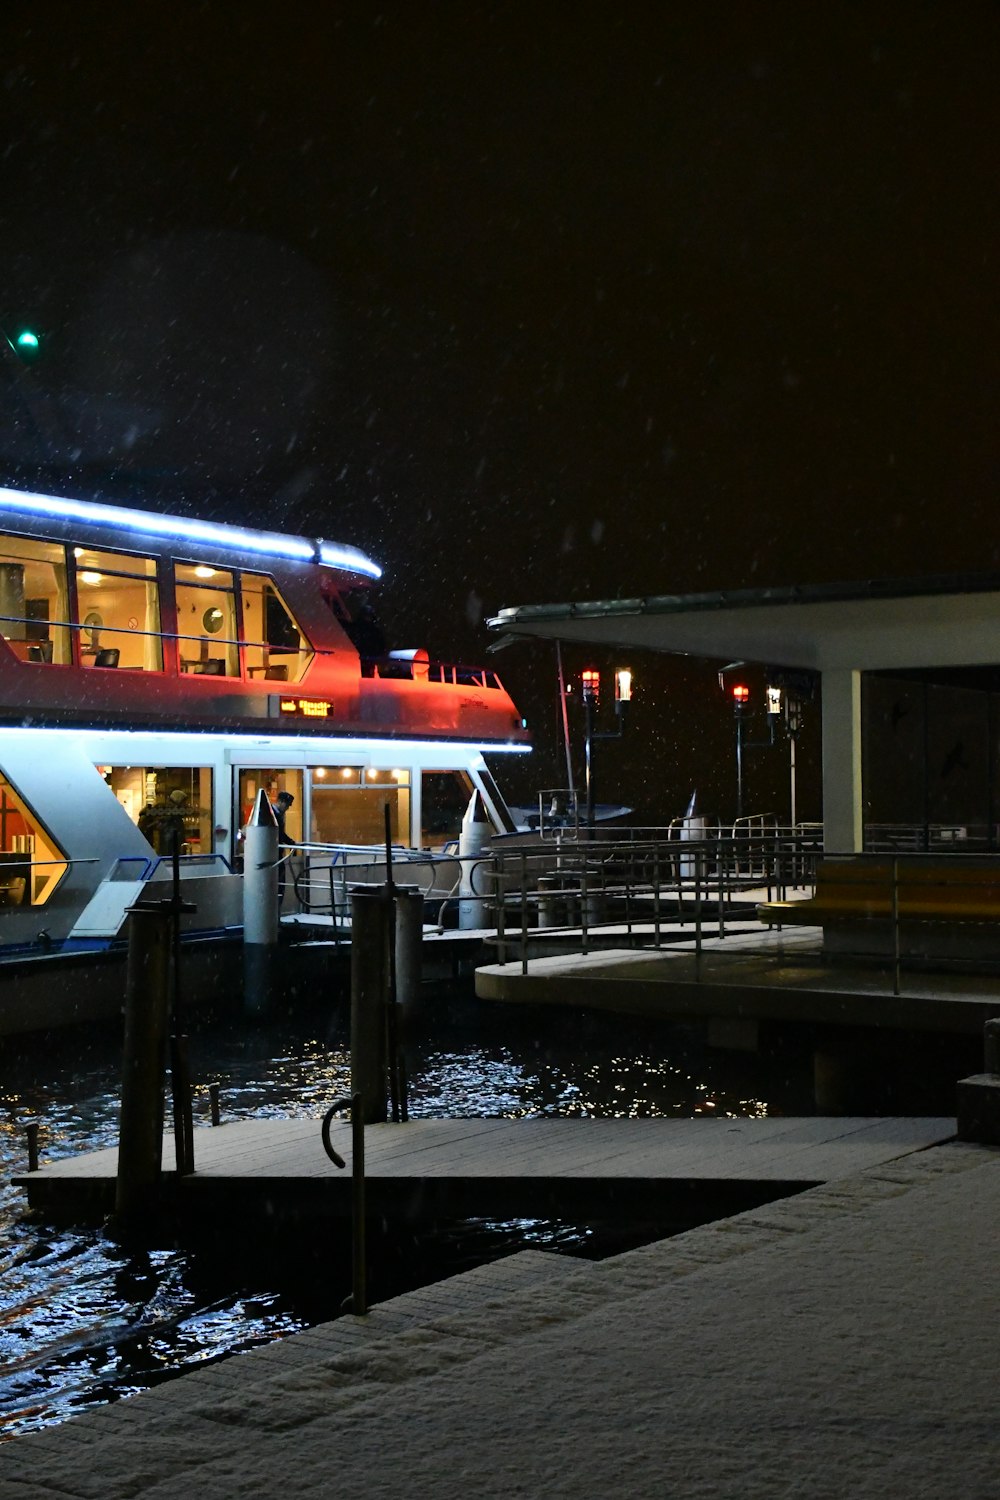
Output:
(2, 1137), (999, 1496)
(476, 924), (1000, 1036)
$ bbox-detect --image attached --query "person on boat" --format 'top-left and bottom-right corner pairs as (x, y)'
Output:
(138, 789), (190, 855)
(271, 790), (296, 905)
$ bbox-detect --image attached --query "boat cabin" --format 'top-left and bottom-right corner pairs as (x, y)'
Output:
(0, 486), (529, 944)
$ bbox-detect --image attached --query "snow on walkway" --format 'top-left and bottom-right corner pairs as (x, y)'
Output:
(1, 1140), (998, 1499)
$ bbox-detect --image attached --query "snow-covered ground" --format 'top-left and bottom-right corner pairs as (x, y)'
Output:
(2, 1138), (998, 1497)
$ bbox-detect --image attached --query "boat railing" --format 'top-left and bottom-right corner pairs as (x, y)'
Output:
(361, 652), (508, 691)
(291, 840), (464, 926)
(147, 853), (235, 879)
(2, 607), (512, 695)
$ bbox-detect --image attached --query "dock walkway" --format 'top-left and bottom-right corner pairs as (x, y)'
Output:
(476, 923), (1000, 1035)
(14, 1114), (955, 1226)
(2, 1136), (999, 1497)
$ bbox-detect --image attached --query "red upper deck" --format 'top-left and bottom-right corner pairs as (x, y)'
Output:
(0, 486), (529, 745)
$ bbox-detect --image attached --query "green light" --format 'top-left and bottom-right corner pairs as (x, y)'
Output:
(15, 330), (39, 350)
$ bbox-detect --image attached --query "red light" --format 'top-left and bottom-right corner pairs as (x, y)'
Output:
(581, 667), (601, 702)
(732, 684), (750, 703)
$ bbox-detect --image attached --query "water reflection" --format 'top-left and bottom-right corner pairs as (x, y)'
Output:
(0, 996), (796, 1439)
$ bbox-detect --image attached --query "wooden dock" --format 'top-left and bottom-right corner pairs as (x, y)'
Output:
(14, 1114), (956, 1229)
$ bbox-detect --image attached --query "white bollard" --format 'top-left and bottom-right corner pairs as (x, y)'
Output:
(458, 790), (491, 930)
(243, 790), (279, 1012)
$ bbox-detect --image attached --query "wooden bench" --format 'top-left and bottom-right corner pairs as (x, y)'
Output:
(758, 859), (1000, 930)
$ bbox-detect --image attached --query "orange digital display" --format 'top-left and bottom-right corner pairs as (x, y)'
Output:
(277, 697), (332, 718)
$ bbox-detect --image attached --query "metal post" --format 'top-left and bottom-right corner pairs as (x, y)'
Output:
(735, 713), (744, 820)
(350, 1095), (367, 1314)
(694, 857), (703, 965)
(116, 903), (172, 1230)
(519, 849), (529, 976)
(322, 1094), (367, 1316)
(170, 1034), (195, 1175)
(581, 863), (589, 956)
(584, 693), (595, 828)
(495, 852), (507, 966)
(891, 857), (901, 997)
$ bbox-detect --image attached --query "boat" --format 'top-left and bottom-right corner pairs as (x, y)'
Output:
(0, 483), (530, 968)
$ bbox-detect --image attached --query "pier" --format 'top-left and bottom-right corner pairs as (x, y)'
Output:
(2, 1136), (998, 1497)
(476, 923), (1000, 1037)
(15, 1113), (955, 1230)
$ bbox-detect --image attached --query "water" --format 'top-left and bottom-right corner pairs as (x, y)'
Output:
(0, 990), (808, 1440)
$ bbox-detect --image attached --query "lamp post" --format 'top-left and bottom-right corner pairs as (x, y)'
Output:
(581, 668), (600, 826)
(581, 666), (632, 826)
(731, 682), (750, 820)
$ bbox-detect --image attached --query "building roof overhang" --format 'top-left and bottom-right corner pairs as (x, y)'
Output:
(488, 574), (1000, 674)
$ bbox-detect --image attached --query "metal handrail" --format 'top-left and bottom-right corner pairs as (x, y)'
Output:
(321, 1092), (367, 1316)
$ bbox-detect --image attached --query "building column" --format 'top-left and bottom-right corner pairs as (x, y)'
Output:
(821, 668), (863, 853)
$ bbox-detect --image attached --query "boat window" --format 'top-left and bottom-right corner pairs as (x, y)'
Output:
(323, 584), (386, 673)
(420, 770), (475, 848)
(174, 563), (239, 677)
(476, 766), (519, 834)
(237, 770), (304, 841)
(240, 572), (313, 684)
(0, 535), (71, 665)
(73, 548), (162, 671)
(0, 771), (68, 906)
(310, 766), (410, 845)
(103, 766), (214, 855)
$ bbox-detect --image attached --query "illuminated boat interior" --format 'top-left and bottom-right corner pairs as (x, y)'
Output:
(0, 486), (530, 949)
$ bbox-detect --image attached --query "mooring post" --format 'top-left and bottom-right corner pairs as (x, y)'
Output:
(209, 1082), (221, 1125)
(394, 885), (424, 1015)
(350, 886), (389, 1123)
(243, 789), (280, 1015)
(25, 1119), (39, 1172)
(984, 1018), (1000, 1075)
(116, 902), (173, 1230)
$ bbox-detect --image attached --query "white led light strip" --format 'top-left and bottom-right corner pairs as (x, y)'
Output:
(0, 486), (382, 579)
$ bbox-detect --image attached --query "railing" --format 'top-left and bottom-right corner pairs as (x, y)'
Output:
(291, 840), (464, 930)
(0, 611), (509, 694)
(485, 826), (823, 976)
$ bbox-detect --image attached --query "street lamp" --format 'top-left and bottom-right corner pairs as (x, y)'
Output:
(731, 682), (750, 819)
(582, 665), (632, 826)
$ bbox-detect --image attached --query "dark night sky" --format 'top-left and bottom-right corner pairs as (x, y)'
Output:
(0, 2), (998, 818)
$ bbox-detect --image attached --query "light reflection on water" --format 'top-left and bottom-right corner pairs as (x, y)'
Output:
(0, 994), (793, 1439)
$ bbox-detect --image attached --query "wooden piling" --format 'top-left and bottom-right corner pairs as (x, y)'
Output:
(115, 904), (172, 1228)
(350, 888), (389, 1124)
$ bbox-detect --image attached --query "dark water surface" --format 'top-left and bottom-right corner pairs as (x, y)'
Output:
(0, 989), (810, 1439)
